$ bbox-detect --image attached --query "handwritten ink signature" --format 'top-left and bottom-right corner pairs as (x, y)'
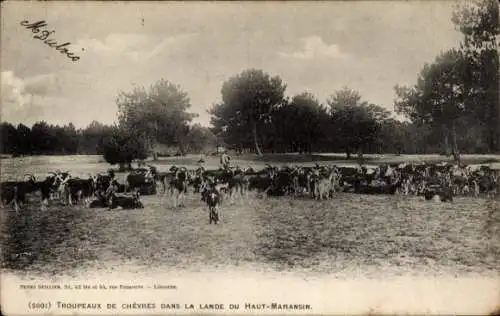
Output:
(20, 20), (81, 62)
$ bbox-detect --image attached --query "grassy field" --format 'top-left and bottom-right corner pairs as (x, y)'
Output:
(1, 154), (499, 280)
(1, 153), (500, 181)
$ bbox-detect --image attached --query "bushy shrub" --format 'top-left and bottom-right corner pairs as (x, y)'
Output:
(102, 128), (148, 170)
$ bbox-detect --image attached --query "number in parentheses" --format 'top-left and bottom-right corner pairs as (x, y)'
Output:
(29, 302), (50, 309)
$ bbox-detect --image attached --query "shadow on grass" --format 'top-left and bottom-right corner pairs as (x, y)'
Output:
(0, 207), (99, 274)
(252, 198), (358, 269)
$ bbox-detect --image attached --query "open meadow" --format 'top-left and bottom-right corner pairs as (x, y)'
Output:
(1, 154), (499, 281)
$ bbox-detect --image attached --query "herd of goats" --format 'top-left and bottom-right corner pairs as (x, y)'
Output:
(1, 160), (499, 218)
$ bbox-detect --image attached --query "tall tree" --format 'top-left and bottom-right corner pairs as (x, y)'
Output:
(395, 50), (468, 159)
(209, 69), (287, 156)
(452, 0), (499, 152)
(364, 104), (393, 153)
(272, 92), (327, 153)
(327, 87), (379, 158)
(117, 79), (196, 159)
(102, 126), (148, 171)
(185, 124), (217, 153)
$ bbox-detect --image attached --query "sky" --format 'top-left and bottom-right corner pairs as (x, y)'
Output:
(1, 1), (464, 128)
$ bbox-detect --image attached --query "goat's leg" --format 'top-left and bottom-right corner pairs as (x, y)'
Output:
(163, 180), (168, 196)
(40, 197), (47, 211)
(5, 197), (14, 209)
(13, 198), (19, 213)
(227, 188), (233, 205)
(180, 192), (185, 207)
(238, 187), (243, 202)
(172, 193), (177, 208)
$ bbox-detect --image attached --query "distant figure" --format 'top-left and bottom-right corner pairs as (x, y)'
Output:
(196, 164), (206, 177)
(104, 179), (119, 201)
(220, 152), (231, 169)
(357, 150), (364, 166)
(452, 150), (461, 166)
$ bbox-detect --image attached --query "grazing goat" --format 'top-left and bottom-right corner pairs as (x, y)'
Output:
(169, 167), (189, 208)
(1, 175), (39, 211)
(201, 185), (222, 224)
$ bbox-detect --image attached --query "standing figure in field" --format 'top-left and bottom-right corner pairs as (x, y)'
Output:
(220, 152), (231, 170)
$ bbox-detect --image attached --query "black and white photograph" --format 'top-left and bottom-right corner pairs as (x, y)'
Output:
(1, 1), (499, 315)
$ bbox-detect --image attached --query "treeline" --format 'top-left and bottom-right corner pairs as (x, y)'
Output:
(211, 0), (499, 156)
(211, 81), (484, 157)
(1, 103), (466, 158)
(395, 0), (499, 154)
(1, 121), (112, 156)
(0, 120), (216, 157)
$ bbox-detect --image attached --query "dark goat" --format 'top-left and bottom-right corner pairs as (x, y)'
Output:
(1, 174), (62, 211)
(1, 175), (39, 211)
(201, 185), (221, 224)
(424, 185), (453, 202)
(109, 192), (144, 209)
(62, 177), (97, 205)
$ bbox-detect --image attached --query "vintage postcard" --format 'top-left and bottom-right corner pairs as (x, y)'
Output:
(1, 0), (499, 315)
